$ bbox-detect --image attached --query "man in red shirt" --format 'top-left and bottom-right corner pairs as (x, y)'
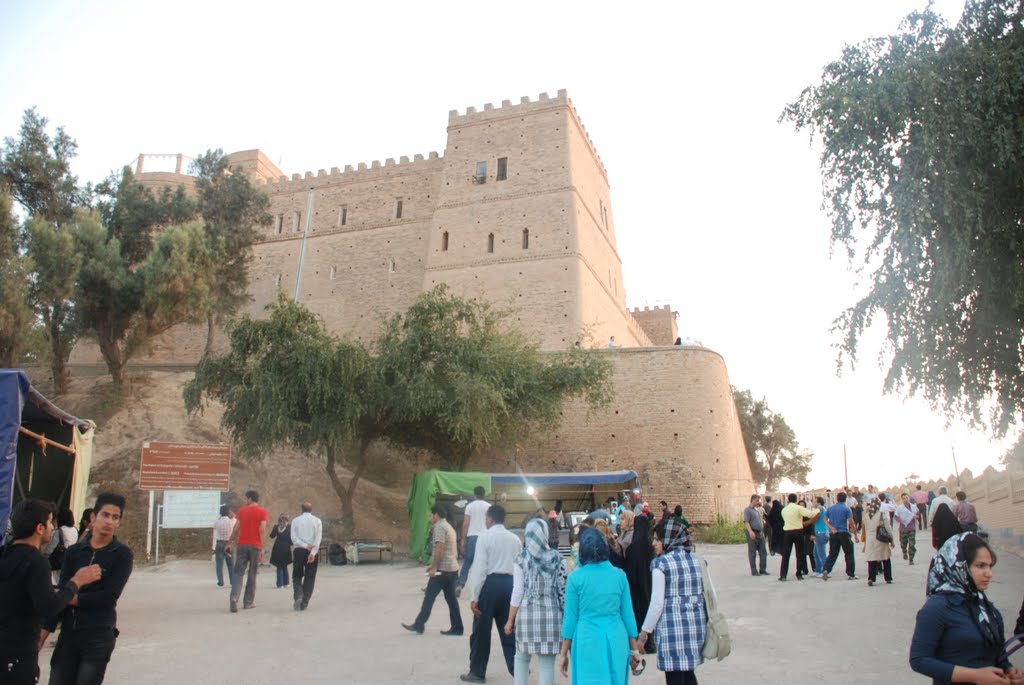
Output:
(227, 490), (268, 613)
(911, 485), (930, 530)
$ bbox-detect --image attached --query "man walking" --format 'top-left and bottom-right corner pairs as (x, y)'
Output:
(403, 504), (463, 636)
(779, 494), (818, 581)
(212, 505), (236, 588)
(912, 485), (929, 530)
(895, 493), (918, 564)
(289, 502), (322, 611)
(0, 499), (101, 685)
(952, 491), (979, 533)
(743, 494), (769, 576)
(461, 505), (522, 683)
(821, 492), (859, 581)
(457, 486), (490, 598)
(44, 492), (134, 685)
(228, 490), (268, 613)
(927, 486), (956, 526)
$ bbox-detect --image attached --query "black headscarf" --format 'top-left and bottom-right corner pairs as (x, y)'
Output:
(932, 503), (962, 551)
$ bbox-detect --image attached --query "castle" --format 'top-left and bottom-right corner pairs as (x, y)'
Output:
(80, 90), (756, 520)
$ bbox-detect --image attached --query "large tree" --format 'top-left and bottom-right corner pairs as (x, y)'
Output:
(1, 109), (88, 392)
(733, 387), (813, 491)
(783, 0), (1024, 436)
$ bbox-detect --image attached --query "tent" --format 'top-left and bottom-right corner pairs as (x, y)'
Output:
(406, 469), (640, 561)
(0, 369), (94, 544)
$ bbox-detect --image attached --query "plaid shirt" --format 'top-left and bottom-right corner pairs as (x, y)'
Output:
(651, 549), (706, 671)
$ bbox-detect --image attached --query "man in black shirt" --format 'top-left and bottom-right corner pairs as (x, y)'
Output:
(0, 499), (101, 685)
(43, 492), (133, 685)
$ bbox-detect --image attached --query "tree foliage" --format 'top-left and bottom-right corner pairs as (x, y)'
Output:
(783, 0), (1024, 436)
(185, 287), (614, 535)
(0, 187), (36, 367)
(733, 387), (813, 491)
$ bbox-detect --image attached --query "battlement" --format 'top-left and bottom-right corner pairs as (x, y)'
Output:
(629, 305), (679, 346)
(255, 151), (444, 192)
(629, 305), (675, 315)
(448, 89), (607, 178)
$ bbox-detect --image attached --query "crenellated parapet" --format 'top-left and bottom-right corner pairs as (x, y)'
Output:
(448, 89), (607, 177)
(254, 151), (444, 193)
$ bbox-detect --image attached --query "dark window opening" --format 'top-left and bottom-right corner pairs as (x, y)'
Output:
(442, 231), (449, 251)
(487, 233), (494, 253)
(394, 199), (403, 219)
(496, 157), (508, 181)
(474, 161), (487, 183)
(522, 228), (529, 249)
(339, 206), (347, 226)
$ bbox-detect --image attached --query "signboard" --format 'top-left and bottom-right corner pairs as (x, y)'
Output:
(162, 490), (221, 529)
(139, 441), (231, 491)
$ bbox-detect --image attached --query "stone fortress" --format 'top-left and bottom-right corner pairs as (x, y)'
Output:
(94, 90), (756, 520)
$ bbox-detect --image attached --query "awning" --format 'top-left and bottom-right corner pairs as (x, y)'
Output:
(491, 470), (638, 486)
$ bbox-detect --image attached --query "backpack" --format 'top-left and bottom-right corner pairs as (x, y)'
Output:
(699, 557), (731, 661)
(328, 543), (347, 566)
(49, 530), (67, 571)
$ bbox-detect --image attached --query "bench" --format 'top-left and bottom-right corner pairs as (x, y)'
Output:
(345, 538), (394, 564)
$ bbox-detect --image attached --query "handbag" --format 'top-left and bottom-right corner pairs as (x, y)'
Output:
(875, 522), (893, 544)
(699, 557), (731, 662)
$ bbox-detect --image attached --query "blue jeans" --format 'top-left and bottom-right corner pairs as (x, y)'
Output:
(814, 531), (829, 573)
(215, 540), (235, 586)
(275, 564), (290, 587)
(457, 535), (478, 589)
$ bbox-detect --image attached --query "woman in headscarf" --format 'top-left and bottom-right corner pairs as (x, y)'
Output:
(624, 515), (655, 654)
(910, 533), (1022, 684)
(594, 519), (626, 570)
(559, 528), (643, 684)
(618, 511), (635, 555)
(768, 500), (785, 556)
(862, 497), (894, 586)
(638, 519), (705, 685)
(505, 518), (567, 685)
(932, 503), (963, 551)
(269, 513), (292, 588)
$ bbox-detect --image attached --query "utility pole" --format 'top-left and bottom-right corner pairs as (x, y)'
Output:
(843, 442), (849, 490)
(951, 442), (962, 487)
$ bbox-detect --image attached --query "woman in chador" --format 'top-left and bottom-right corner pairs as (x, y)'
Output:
(624, 515), (656, 654)
(862, 498), (894, 586)
(269, 513), (292, 588)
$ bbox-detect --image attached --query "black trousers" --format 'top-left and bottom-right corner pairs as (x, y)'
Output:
(824, 532), (856, 578)
(413, 570), (463, 632)
(292, 548), (319, 606)
(48, 627), (117, 685)
(2, 652), (39, 685)
(868, 559), (893, 583)
(469, 574), (515, 678)
(779, 530), (807, 579)
(665, 671), (698, 685)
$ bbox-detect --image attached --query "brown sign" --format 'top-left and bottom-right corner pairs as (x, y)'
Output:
(138, 441), (231, 491)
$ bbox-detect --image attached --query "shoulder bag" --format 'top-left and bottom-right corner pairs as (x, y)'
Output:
(875, 518), (893, 544)
(699, 557), (731, 661)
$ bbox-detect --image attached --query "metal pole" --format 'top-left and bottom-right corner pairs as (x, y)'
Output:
(146, 491), (154, 562)
(951, 443), (962, 487)
(843, 443), (849, 490)
(155, 504), (163, 565)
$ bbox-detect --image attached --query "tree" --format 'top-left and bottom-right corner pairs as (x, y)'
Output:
(1, 109), (88, 393)
(376, 286), (614, 469)
(190, 150), (271, 355)
(782, 0), (1024, 436)
(733, 387), (813, 491)
(0, 187), (36, 367)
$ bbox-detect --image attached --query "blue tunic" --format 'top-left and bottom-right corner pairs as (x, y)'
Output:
(561, 560), (638, 685)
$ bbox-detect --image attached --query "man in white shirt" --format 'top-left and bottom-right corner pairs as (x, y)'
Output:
(288, 502), (322, 611)
(461, 505), (522, 684)
(927, 486), (956, 525)
(212, 505), (236, 588)
(457, 486), (490, 597)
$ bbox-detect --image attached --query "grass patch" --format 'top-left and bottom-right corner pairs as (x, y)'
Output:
(695, 515), (747, 545)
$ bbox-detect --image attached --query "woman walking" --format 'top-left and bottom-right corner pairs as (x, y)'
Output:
(269, 513), (292, 588)
(624, 515), (655, 654)
(559, 528), (643, 684)
(931, 503), (963, 551)
(618, 511), (635, 555)
(862, 498), (894, 586)
(768, 500), (784, 556)
(638, 520), (705, 685)
(910, 533), (1023, 684)
(594, 519), (626, 570)
(505, 518), (566, 685)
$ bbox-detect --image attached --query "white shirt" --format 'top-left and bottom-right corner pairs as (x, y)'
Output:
(928, 494), (956, 524)
(464, 499), (490, 537)
(289, 512), (323, 558)
(468, 524), (522, 602)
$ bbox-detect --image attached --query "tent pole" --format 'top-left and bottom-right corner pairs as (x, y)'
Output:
(18, 426), (77, 455)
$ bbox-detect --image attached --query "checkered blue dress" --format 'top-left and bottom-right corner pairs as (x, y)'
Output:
(651, 549), (706, 672)
(513, 554), (567, 655)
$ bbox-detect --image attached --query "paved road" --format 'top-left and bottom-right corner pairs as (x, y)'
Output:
(38, 531), (1023, 684)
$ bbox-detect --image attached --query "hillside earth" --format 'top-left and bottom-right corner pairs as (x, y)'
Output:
(29, 367), (416, 559)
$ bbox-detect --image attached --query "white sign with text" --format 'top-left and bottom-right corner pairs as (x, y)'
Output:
(162, 490), (221, 529)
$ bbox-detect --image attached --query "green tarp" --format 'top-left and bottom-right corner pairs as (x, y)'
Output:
(407, 470), (490, 562)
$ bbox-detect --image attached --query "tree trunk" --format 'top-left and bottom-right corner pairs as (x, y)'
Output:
(324, 438), (372, 540)
(96, 333), (126, 390)
(48, 330), (69, 395)
(203, 314), (215, 357)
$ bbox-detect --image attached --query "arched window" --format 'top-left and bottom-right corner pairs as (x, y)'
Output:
(487, 233), (495, 253)
(522, 229), (529, 249)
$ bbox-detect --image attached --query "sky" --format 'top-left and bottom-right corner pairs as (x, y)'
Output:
(1, 0), (1014, 490)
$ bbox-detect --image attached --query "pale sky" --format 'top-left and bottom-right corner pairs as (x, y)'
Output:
(1, 0), (1014, 490)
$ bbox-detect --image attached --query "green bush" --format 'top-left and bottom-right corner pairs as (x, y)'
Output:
(697, 515), (747, 545)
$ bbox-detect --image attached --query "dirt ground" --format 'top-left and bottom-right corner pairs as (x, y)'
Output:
(34, 532), (1024, 685)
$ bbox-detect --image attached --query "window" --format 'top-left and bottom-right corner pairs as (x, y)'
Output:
(442, 231), (449, 251)
(394, 198), (403, 219)
(388, 258), (396, 273)
(522, 228), (529, 249)
(496, 157), (508, 181)
(292, 211), (302, 233)
(487, 233), (494, 253)
(274, 214), (283, 235)
(474, 161), (487, 183)
(338, 206), (347, 226)
(330, 266), (337, 280)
